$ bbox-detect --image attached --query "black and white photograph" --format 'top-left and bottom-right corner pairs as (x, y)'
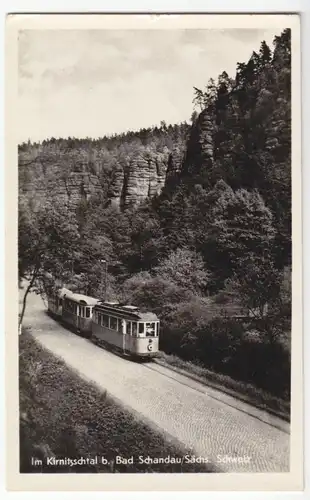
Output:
(6, 13), (302, 491)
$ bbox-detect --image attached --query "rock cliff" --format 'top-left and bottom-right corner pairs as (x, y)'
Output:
(181, 108), (214, 186)
(55, 172), (102, 207)
(20, 170), (102, 211)
(109, 149), (169, 209)
(18, 126), (189, 210)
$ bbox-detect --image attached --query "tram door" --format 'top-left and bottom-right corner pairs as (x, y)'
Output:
(77, 304), (86, 330)
(122, 319), (127, 352)
(77, 305), (82, 330)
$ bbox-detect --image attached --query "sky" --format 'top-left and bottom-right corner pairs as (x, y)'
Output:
(18, 28), (285, 143)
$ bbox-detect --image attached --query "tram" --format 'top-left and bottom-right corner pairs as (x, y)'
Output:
(47, 288), (160, 359)
(48, 288), (99, 337)
(92, 301), (159, 358)
(47, 287), (68, 318)
(61, 290), (99, 337)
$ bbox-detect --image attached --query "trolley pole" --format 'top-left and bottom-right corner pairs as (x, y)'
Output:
(105, 260), (107, 302)
(101, 259), (107, 302)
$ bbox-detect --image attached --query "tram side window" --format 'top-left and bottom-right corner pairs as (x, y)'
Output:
(156, 322), (159, 336)
(126, 321), (131, 335)
(103, 315), (109, 328)
(132, 322), (137, 336)
(110, 317), (118, 330)
(138, 323), (145, 336)
(117, 319), (123, 333)
(67, 300), (74, 313)
(86, 307), (91, 318)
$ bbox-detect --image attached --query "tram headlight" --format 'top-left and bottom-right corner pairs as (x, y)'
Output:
(147, 344), (153, 352)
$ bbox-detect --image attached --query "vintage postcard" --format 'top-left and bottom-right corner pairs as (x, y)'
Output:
(6, 13), (302, 491)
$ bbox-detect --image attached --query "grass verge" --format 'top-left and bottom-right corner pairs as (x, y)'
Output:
(19, 331), (217, 473)
(156, 352), (290, 421)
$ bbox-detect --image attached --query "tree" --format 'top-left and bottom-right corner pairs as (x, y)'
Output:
(124, 205), (165, 272)
(210, 188), (280, 321)
(122, 272), (194, 313)
(154, 248), (210, 294)
(226, 260), (281, 321)
(18, 199), (80, 328)
(211, 188), (276, 263)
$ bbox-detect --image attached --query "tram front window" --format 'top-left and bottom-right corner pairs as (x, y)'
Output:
(145, 323), (156, 337)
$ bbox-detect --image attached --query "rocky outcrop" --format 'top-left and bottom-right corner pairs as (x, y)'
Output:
(122, 150), (168, 209)
(181, 108), (214, 185)
(106, 145), (188, 209)
(164, 145), (186, 191)
(108, 148), (170, 209)
(21, 171), (102, 211)
(19, 136), (190, 211)
(55, 172), (102, 208)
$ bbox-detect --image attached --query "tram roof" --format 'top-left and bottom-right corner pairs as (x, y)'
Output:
(62, 289), (99, 306)
(94, 302), (159, 321)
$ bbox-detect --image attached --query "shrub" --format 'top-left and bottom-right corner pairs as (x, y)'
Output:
(153, 248), (210, 294)
(159, 298), (290, 400)
(122, 273), (194, 313)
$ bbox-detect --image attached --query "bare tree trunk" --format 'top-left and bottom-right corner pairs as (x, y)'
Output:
(19, 270), (38, 332)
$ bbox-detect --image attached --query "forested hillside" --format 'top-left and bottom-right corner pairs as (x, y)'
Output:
(19, 29), (292, 403)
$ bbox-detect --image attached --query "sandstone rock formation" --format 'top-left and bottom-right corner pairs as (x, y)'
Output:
(182, 108), (214, 184)
(108, 148), (171, 209)
(55, 172), (102, 208)
(21, 170), (102, 211)
(19, 127), (191, 211)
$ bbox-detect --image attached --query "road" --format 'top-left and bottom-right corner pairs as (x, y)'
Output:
(20, 289), (290, 473)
